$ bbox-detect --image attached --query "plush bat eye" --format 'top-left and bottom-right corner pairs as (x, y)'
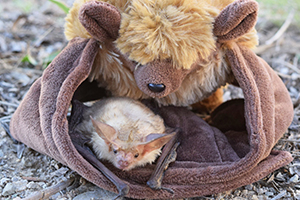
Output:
(134, 153), (139, 158)
(113, 149), (118, 154)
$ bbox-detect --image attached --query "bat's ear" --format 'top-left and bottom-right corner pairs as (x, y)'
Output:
(213, 0), (258, 42)
(138, 132), (176, 156)
(90, 116), (117, 143)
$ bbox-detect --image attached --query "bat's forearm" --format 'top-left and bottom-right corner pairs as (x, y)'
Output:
(147, 129), (179, 192)
(73, 143), (129, 198)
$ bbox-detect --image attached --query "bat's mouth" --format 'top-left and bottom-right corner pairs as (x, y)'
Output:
(116, 161), (132, 171)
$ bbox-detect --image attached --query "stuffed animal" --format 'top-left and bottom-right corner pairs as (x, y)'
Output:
(10, 0), (294, 199)
(64, 0), (258, 110)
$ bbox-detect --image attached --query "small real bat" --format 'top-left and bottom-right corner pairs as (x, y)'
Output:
(69, 97), (178, 197)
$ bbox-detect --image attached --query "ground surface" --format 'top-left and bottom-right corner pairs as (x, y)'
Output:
(0, 0), (300, 199)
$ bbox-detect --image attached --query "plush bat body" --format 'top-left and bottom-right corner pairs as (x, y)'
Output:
(65, 0), (258, 109)
(65, 0), (258, 196)
(76, 97), (175, 171)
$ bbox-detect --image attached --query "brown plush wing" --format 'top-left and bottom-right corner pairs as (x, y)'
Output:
(10, 37), (127, 195)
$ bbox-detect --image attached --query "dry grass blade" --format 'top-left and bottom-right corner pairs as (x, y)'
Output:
(254, 9), (295, 54)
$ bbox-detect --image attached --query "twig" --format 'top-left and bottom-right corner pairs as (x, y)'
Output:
(280, 139), (300, 143)
(270, 191), (287, 200)
(0, 101), (19, 108)
(254, 9), (295, 54)
(23, 177), (74, 200)
(22, 176), (47, 182)
(34, 27), (55, 47)
(265, 10), (295, 45)
(275, 71), (300, 80)
(273, 59), (300, 74)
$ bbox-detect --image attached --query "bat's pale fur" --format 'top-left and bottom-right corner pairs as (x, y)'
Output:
(65, 0), (258, 106)
(77, 97), (173, 170)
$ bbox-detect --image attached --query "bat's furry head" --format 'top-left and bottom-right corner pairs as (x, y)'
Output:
(79, 97), (174, 171)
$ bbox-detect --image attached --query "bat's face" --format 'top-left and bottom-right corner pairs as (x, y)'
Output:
(88, 98), (176, 170)
(109, 143), (146, 171)
(91, 116), (175, 171)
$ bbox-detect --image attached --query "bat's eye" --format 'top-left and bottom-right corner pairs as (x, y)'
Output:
(134, 153), (139, 158)
(113, 149), (118, 154)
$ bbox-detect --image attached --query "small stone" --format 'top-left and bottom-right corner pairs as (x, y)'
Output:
(279, 67), (289, 75)
(37, 182), (47, 189)
(27, 182), (41, 190)
(290, 174), (299, 183)
(11, 176), (21, 182)
(257, 195), (268, 200)
(10, 72), (31, 86)
(14, 180), (28, 192)
(244, 184), (253, 190)
(295, 184), (300, 189)
(265, 191), (274, 197)
(248, 191), (256, 196)
(241, 189), (248, 196)
(257, 188), (265, 195)
(2, 182), (15, 196)
(275, 172), (285, 181)
(291, 73), (300, 80)
(50, 192), (61, 199)
(0, 149), (4, 158)
(0, 178), (10, 187)
(252, 195), (259, 200)
(73, 190), (119, 200)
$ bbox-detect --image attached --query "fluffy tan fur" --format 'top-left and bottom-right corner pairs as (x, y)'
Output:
(116, 0), (218, 69)
(64, 0), (258, 107)
(77, 97), (167, 170)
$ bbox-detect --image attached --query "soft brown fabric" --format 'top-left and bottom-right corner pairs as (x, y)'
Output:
(79, 1), (121, 41)
(134, 60), (199, 98)
(213, 0), (258, 42)
(10, 0), (294, 199)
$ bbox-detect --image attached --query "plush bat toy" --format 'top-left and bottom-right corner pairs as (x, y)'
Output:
(10, 0), (294, 199)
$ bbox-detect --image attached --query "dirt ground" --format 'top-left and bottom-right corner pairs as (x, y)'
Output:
(0, 0), (300, 200)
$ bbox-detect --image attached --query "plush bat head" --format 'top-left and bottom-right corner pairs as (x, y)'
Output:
(65, 0), (258, 106)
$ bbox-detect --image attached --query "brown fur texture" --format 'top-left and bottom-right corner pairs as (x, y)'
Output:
(64, 0), (257, 107)
(10, 0), (294, 199)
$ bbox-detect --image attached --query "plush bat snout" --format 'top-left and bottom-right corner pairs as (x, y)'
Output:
(134, 60), (190, 98)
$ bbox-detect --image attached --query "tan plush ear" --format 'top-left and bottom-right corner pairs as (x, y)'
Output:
(79, 1), (121, 42)
(138, 132), (176, 156)
(213, 0), (258, 42)
(90, 116), (117, 143)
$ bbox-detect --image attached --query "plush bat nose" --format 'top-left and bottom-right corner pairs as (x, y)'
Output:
(147, 83), (166, 93)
